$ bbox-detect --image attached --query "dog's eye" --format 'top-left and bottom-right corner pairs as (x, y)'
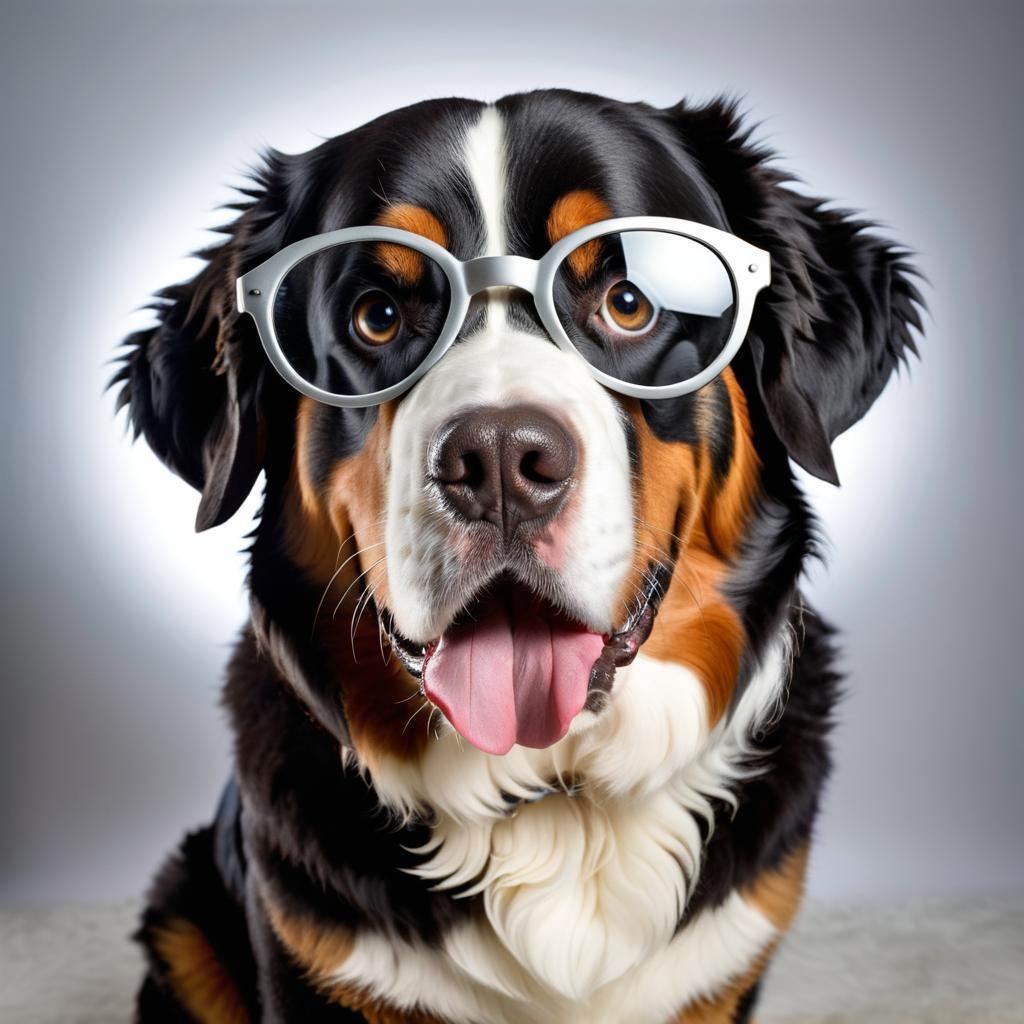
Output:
(600, 280), (657, 335)
(352, 291), (401, 345)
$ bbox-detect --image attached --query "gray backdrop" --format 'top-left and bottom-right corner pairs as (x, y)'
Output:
(2, 0), (1021, 905)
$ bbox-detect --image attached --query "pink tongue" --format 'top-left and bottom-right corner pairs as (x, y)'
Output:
(422, 589), (606, 755)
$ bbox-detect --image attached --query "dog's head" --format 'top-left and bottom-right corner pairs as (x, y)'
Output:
(113, 90), (921, 766)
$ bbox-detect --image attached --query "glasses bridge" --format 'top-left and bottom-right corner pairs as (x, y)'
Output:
(461, 255), (540, 296)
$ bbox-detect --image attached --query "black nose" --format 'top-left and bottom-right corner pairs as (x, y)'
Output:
(430, 405), (578, 538)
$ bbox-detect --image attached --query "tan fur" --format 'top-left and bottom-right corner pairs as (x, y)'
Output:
(617, 368), (760, 727)
(264, 898), (355, 980)
(322, 402), (395, 612)
(747, 843), (810, 931)
(330, 631), (431, 770)
(546, 189), (613, 278)
(281, 397), (350, 586)
(152, 917), (250, 1024)
(325, 414), (432, 765)
(705, 370), (760, 559)
(285, 398), (430, 766)
(643, 557), (746, 728)
(670, 844), (809, 1023)
(265, 898), (440, 1023)
(374, 204), (448, 285)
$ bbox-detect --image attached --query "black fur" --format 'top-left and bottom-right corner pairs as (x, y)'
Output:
(225, 628), (472, 944)
(113, 89), (922, 1022)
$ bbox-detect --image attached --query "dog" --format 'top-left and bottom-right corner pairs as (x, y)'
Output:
(111, 89), (922, 1023)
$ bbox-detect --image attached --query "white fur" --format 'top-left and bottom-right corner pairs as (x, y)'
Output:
(462, 103), (511, 340)
(329, 893), (776, 1024)
(416, 784), (701, 998)
(463, 105), (507, 258)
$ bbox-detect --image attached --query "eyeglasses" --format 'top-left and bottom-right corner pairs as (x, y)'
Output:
(236, 216), (770, 409)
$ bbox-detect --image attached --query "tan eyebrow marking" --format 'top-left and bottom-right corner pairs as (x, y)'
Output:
(372, 204), (448, 285)
(546, 189), (613, 278)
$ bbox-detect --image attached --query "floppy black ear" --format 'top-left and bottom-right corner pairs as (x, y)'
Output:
(669, 98), (925, 484)
(109, 158), (297, 530)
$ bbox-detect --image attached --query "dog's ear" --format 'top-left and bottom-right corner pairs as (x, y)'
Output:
(110, 157), (296, 530)
(112, 243), (264, 531)
(668, 98), (925, 484)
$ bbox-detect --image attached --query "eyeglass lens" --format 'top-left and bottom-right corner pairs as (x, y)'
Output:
(551, 230), (737, 389)
(272, 239), (452, 398)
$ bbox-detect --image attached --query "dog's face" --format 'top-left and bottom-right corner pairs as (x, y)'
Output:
(114, 90), (921, 764)
(291, 99), (757, 757)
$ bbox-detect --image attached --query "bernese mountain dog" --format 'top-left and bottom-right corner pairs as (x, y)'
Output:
(111, 89), (923, 1023)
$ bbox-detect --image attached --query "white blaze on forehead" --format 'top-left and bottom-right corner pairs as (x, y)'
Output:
(463, 104), (510, 331)
(464, 105), (508, 257)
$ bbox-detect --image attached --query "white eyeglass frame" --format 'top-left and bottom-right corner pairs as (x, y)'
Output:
(236, 216), (770, 409)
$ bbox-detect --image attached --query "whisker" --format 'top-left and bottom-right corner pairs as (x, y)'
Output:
(351, 577), (384, 660)
(394, 687), (426, 705)
(312, 540), (385, 637)
(403, 697), (430, 736)
(426, 705), (443, 743)
(632, 514), (686, 549)
(332, 554), (388, 621)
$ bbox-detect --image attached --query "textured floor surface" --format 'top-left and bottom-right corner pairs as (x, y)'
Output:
(1, 892), (1022, 1023)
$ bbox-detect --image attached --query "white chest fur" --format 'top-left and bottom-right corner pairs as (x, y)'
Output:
(350, 641), (790, 1023)
(329, 888), (776, 1024)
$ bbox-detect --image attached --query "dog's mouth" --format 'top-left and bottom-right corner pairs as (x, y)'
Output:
(380, 562), (671, 755)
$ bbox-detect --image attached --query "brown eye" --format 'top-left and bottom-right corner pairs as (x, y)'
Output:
(601, 280), (656, 334)
(353, 291), (401, 345)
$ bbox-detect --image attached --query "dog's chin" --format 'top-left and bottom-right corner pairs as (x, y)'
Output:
(380, 562), (671, 755)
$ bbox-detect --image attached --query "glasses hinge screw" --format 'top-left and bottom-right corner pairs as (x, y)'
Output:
(248, 288), (262, 296)
(747, 263), (758, 273)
